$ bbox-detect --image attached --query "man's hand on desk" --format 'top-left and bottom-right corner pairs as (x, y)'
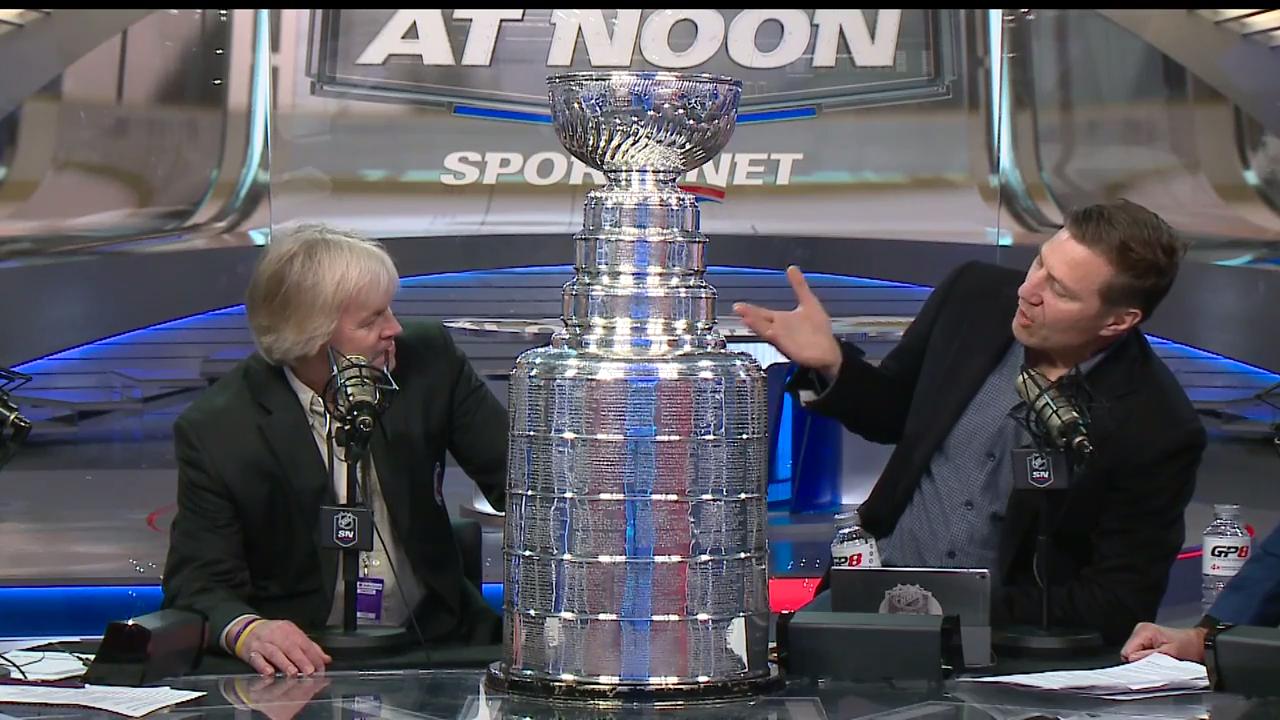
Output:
(231, 618), (332, 677)
(733, 266), (843, 382)
(1120, 622), (1207, 663)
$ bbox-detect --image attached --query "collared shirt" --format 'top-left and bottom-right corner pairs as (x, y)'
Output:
(798, 334), (1116, 582)
(283, 366), (424, 630)
(876, 340), (1026, 573)
(876, 340), (1113, 577)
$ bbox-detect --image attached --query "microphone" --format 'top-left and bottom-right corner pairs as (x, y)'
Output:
(315, 350), (408, 652)
(0, 394), (31, 439)
(1015, 366), (1093, 457)
(997, 366), (1106, 656)
(1, 366), (32, 471)
(326, 352), (395, 446)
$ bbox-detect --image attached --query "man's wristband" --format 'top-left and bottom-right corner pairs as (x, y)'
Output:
(1198, 614), (1235, 689)
(230, 618), (267, 656)
(1195, 614), (1217, 630)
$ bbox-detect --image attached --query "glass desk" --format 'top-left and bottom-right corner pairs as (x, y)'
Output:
(2, 668), (1277, 720)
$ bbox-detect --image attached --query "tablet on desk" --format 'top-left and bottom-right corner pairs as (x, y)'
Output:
(830, 567), (993, 668)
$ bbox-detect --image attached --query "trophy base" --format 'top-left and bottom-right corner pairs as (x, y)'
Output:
(485, 662), (784, 704)
(312, 626), (412, 656)
(992, 625), (1104, 658)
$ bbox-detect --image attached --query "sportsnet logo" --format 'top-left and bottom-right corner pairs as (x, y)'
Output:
(439, 151), (802, 193)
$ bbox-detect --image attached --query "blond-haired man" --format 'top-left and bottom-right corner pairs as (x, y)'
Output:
(162, 225), (507, 676)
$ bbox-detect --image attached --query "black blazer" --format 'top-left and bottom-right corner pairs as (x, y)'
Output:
(161, 322), (508, 650)
(799, 261), (1205, 643)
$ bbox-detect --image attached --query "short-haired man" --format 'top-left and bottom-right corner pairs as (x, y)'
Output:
(735, 199), (1205, 642)
(162, 224), (508, 675)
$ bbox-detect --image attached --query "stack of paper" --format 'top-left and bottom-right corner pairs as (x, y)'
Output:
(0, 685), (205, 717)
(0, 651), (92, 681)
(957, 653), (1210, 701)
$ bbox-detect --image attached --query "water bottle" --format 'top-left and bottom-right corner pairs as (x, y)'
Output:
(830, 510), (881, 570)
(1202, 503), (1251, 614)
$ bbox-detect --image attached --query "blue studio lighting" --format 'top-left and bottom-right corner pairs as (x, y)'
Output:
(0, 585), (163, 638)
(0, 584), (506, 638)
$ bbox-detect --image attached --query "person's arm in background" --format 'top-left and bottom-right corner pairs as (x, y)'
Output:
(1123, 522), (1280, 662)
(1204, 520), (1280, 628)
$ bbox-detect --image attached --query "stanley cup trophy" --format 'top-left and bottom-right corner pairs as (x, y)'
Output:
(486, 71), (779, 701)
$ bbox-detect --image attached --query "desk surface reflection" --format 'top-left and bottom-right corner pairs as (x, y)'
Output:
(4, 669), (1277, 720)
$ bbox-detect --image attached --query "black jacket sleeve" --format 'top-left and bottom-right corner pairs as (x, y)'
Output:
(160, 416), (259, 651)
(789, 262), (971, 444)
(439, 327), (509, 513)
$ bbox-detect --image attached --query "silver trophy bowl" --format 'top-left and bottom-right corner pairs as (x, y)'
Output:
(488, 71), (777, 701)
(548, 71), (742, 175)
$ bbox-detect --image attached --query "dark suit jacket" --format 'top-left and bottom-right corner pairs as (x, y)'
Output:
(161, 322), (508, 650)
(798, 261), (1206, 643)
(1211, 522), (1280, 628)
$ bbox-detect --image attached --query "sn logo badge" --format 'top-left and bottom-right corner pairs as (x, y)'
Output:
(334, 511), (358, 548)
(1026, 452), (1054, 489)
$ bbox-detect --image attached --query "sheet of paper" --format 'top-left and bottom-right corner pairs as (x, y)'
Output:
(957, 653), (1209, 696)
(0, 685), (205, 718)
(1085, 687), (1209, 701)
(1, 651), (93, 681)
(0, 638), (90, 655)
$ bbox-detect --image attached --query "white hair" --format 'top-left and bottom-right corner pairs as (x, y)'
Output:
(245, 223), (399, 365)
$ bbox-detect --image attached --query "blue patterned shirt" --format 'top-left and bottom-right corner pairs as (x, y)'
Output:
(877, 340), (1027, 574)
(877, 339), (1112, 578)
